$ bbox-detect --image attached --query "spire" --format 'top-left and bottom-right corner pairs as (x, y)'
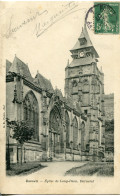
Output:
(37, 70), (39, 74)
(78, 24), (92, 46)
(79, 27), (84, 39)
(70, 24), (99, 58)
(79, 21), (87, 38)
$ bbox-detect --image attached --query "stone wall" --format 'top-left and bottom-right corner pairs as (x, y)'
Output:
(104, 94), (114, 121)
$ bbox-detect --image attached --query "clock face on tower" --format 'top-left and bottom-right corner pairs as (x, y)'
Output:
(80, 51), (85, 57)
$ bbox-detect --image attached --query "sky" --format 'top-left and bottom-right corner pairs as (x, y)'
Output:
(1, 1), (120, 95)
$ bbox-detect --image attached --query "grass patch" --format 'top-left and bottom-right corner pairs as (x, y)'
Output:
(65, 162), (114, 176)
(6, 161), (46, 176)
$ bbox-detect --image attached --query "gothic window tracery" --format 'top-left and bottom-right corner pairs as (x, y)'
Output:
(49, 106), (63, 153)
(73, 117), (78, 149)
(81, 121), (85, 151)
(23, 91), (39, 141)
(65, 111), (70, 148)
(49, 106), (61, 134)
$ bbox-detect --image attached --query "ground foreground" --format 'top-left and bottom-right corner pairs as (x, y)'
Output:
(27, 161), (86, 177)
(7, 161), (114, 177)
(65, 162), (114, 176)
(7, 161), (45, 176)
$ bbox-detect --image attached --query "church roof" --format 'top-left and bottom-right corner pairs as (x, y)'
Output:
(69, 56), (96, 67)
(6, 56), (54, 92)
(35, 72), (54, 93)
(70, 25), (99, 58)
(8, 56), (33, 82)
(64, 95), (82, 114)
(65, 95), (73, 108)
(54, 88), (64, 101)
(75, 102), (82, 114)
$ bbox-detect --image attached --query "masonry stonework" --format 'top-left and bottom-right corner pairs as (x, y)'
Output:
(6, 25), (105, 163)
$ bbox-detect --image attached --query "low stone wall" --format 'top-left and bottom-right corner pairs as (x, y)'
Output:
(66, 153), (73, 161)
(8, 142), (43, 163)
(73, 154), (81, 161)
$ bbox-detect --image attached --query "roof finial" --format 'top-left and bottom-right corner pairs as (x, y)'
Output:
(37, 70), (39, 74)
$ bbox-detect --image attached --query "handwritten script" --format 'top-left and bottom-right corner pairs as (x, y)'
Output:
(34, 2), (86, 38)
(2, 10), (48, 39)
(2, 2), (86, 39)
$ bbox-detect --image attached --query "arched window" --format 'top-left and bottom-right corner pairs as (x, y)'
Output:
(82, 79), (89, 92)
(81, 121), (85, 151)
(73, 117), (78, 149)
(49, 106), (62, 154)
(49, 106), (61, 133)
(23, 91), (39, 141)
(72, 80), (78, 93)
(65, 111), (70, 148)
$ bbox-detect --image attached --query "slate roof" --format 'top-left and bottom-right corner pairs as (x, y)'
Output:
(64, 95), (81, 114)
(70, 25), (99, 58)
(75, 102), (82, 114)
(6, 56), (82, 115)
(8, 56), (33, 82)
(54, 88), (64, 101)
(65, 95), (73, 108)
(35, 72), (54, 93)
(6, 56), (54, 92)
(69, 56), (96, 67)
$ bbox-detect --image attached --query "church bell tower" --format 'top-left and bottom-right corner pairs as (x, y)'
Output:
(65, 24), (105, 160)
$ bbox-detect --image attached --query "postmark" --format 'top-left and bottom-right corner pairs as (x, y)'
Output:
(85, 2), (119, 34)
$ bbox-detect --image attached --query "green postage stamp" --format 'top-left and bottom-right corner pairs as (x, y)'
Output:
(94, 2), (119, 34)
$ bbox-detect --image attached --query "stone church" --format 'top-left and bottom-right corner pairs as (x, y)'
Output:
(6, 25), (105, 163)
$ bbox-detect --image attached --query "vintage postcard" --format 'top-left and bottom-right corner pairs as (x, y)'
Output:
(0, 1), (120, 194)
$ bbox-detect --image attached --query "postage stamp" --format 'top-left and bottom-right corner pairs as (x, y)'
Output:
(94, 2), (119, 34)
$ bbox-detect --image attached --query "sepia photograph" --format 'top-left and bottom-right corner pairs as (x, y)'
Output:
(0, 1), (120, 194)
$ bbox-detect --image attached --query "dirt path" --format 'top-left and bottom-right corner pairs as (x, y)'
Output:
(26, 161), (86, 177)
